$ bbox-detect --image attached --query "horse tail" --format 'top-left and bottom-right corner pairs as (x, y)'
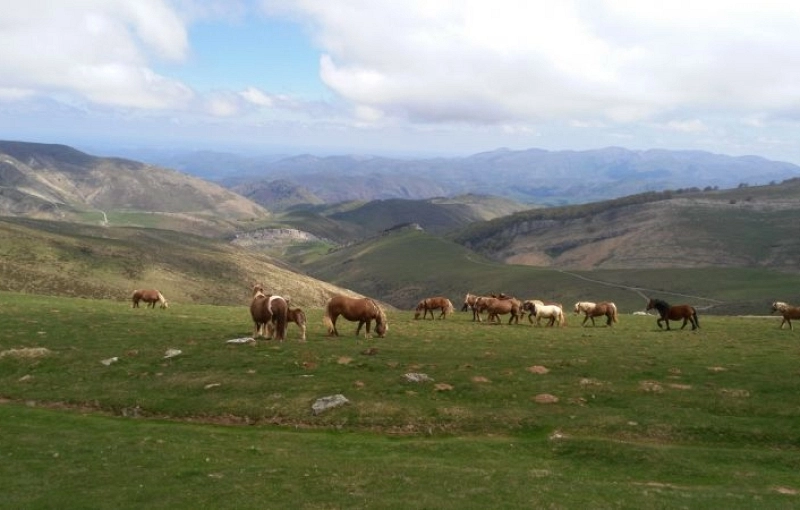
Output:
(131, 290), (139, 307)
(693, 307), (700, 328)
(611, 303), (618, 323)
(559, 307), (566, 326)
(446, 299), (455, 314)
(323, 301), (336, 335)
(157, 291), (168, 309)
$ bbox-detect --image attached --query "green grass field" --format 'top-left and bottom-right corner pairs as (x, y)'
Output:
(2, 292), (799, 508)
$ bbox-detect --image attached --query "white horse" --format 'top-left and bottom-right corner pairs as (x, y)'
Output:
(529, 303), (565, 327)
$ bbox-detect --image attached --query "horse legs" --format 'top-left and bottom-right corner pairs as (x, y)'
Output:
(356, 319), (372, 337)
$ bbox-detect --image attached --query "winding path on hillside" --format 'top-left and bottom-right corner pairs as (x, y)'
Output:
(556, 269), (724, 310)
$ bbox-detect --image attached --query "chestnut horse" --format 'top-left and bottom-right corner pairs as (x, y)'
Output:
(131, 289), (168, 309)
(250, 285), (288, 341)
(476, 296), (522, 324)
(415, 296), (455, 320)
(324, 295), (388, 338)
(574, 301), (618, 327)
(462, 293), (485, 321)
(646, 298), (699, 330)
(771, 301), (800, 330)
(287, 307), (307, 341)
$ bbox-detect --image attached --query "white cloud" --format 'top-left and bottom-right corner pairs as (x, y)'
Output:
(0, 0), (192, 109)
(664, 119), (709, 133)
(264, 0), (800, 126)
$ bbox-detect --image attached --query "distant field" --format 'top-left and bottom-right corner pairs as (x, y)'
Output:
(2, 292), (799, 508)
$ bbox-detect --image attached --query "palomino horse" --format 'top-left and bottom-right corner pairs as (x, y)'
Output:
(525, 302), (565, 327)
(771, 301), (800, 330)
(415, 296), (455, 320)
(131, 289), (168, 309)
(462, 293), (485, 321)
(521, 300), (562, 325)
(646, 298), (699, 330)
(324, 295), (388, 338)
(287, 306), (307, 341)
(574, 301), (618, 327)
(250, 285), (289, 341)
(475, 295), (522, 324)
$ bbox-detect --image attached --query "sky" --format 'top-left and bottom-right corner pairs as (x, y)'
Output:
(3, 0), (800, 162)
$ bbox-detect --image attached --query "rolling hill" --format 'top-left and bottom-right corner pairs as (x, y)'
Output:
(0, 140), (269, 236)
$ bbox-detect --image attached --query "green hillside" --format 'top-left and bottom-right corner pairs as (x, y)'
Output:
(297, 227), (800, 313)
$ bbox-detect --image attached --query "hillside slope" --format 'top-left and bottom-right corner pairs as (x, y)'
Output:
(0, 141), (268, 234)
(0, 217), (362, 307)
(453, 183), (800, 271)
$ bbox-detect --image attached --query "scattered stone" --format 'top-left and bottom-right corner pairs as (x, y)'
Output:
(639, 380), (663, 393)
(580, 377), (604, 386)
(527, 365), (549, 374)
(0, 347), (52, 359)
(361, 347), (379, 356)
(720, 388), (750, 398)
(533, 393), (559, 404)
(708, 366), (727, 372)
(434, 383), (454, 392)
(163, 349), (182, 359)
(404, 373), (433, 383)
(669, 383), (692, 390)
(312, 394), (350, 415)
(337, 356), (353, 365)
(204, 383), (221, 390)
(18, 375), (33, 382)
(774, 486), (799, 495)
(549, 430), (566, 440)
(226, 337), (255, 344)
(101, 356), (119, 366)
(471, 376), (491, 383)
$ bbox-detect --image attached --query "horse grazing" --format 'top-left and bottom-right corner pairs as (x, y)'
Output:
(287, 307), (307, 341)
(525, 302), (565, 327)
(646, 298), (699, 330)
(415, 296), (455, 320)
(131, 289), (168, 309)
(574, 301), (618, 327)
(771, 301), (800, 330)
(475, 296), (522, 324)
(249, 285), (289, 341)
(324, 295), (388, 338)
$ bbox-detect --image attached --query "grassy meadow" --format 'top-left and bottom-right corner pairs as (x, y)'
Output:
(2, 291), (800, 508)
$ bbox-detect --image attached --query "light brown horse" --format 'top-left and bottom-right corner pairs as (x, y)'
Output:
(646, 298), (699, 330)
(574, 301), (618, 327)
(131, 289), (168, 309)
(475, 296), (522, 324)
(462, 293), (485, 321)
(771, 301), (800, 330)
(287, 307), (307, 341)
(250, 285), (288, 341)
(415, 296), (455, 320)
(324, 295), (388, 338)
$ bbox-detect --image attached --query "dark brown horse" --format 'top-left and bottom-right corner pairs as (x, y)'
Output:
(574, 301), (618, 326)
(131, 289), (168, 309)
(646, 298), (699, 330)
(414, 296), (455, 320)
(287, 307), (307, 341)
(771, 301), (800, 330)
(250, 285), (288, 341)
(324, 295), (387, 338)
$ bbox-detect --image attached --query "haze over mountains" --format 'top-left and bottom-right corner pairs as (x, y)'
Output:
(128, 145), (800, 206)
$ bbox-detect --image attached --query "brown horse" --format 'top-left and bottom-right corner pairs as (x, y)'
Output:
(475, 296), (522, 324)
(324, 295), (388, 338)
(415, 296), (455, 320)
(574, 301), (618, 326)
(771, 301), (800, 330)
(462, 293), (485, 321)
(287, 307), (307, 341)
(646, 298), (699, 330)
(131, 289), (168, 309)
(250, 285), (288, 341)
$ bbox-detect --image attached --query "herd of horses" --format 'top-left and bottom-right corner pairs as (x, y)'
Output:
(130, 286), (800, 340)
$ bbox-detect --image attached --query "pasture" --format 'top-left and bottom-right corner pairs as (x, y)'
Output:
(2, 291), (800, 508)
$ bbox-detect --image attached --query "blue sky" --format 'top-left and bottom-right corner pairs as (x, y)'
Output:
(4, 1), (800, 163)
